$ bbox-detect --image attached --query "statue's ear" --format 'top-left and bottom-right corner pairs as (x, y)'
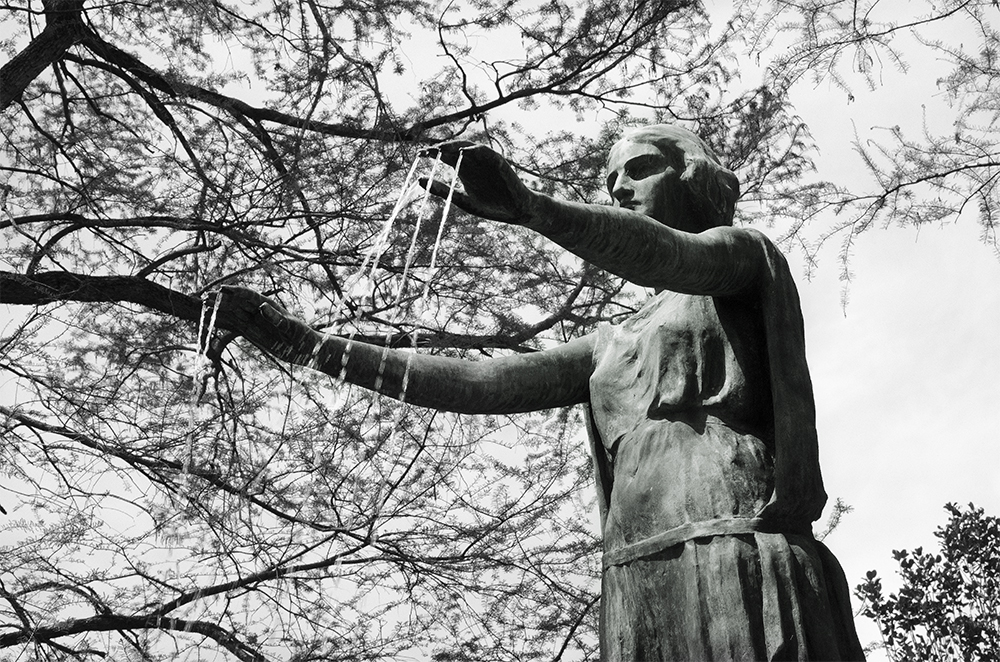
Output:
(681, 157), (740, 226)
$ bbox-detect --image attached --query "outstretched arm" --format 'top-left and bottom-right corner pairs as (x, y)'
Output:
(423, 142), (766, 296)
(218, 286), (594, 415)
(526, 197), (766, 296)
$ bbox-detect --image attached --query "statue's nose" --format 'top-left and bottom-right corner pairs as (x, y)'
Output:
(611, 176), (634, 205)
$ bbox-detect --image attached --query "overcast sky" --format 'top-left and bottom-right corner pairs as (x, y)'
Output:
(765, 19), (1000, 654)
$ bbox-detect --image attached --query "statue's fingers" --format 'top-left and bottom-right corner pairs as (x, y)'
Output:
(419, 140), (478, 168)
(215, 285), (288, 319)
(256, 301), (312, 352)
(210, 286), (252, 323)
(445, 190), (484, 216)
(418, 177), (453, 199)
(419, 178), (485, 217)
(258, 301), (286, 326)
(217, 284), (259, 305)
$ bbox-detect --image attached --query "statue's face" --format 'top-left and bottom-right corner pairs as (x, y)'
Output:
(606, 139), (690, 230)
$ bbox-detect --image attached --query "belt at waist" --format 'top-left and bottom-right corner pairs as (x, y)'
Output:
(603, 517), (775, 569)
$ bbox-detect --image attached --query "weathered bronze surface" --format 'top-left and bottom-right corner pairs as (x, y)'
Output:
(223, 125), (867, 661)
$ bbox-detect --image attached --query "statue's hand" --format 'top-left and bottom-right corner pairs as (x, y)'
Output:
(212, 286), (316, 360)
(420, 141), (535, 224)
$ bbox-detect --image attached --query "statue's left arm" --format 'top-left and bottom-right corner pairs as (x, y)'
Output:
(214, 286), (594, 415)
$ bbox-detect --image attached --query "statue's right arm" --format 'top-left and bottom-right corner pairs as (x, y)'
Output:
(421, 142), (766, 296)
(524, 196), (767, 296)
(220, 286), (594, 414)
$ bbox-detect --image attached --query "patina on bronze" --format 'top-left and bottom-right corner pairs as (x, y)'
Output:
(222, 125), (867, 661)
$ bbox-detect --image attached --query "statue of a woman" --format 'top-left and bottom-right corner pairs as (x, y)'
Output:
(223, 125), (866, 660)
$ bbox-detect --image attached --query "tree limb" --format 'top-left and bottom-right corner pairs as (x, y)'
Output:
(0, 270), (567, 351)
(0, 0), (86, 110)
(0, 613), (267, 662)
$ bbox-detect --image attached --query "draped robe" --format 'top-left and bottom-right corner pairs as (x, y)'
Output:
(584, 233), (866, 661)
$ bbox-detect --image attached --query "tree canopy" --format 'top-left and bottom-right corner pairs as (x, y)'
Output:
(855, 503), (1000, 661)
(746, 0), (1000, 270)
(1, 0), (997, 660)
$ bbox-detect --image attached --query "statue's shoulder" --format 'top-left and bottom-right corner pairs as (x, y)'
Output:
(727, 226), (791, 268)
(727, 225), (778, 248)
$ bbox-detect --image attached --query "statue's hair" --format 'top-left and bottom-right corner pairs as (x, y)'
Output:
(615, 124), (740, 228)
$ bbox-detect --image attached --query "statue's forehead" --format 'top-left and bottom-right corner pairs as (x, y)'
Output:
(606, 139), (663, 172)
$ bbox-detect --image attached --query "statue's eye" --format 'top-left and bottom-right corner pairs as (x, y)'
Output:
(607, 154), (666, 195)
(626, 155), (663, 180)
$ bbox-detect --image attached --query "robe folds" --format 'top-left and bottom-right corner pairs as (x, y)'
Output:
(585, 232), (866, 661)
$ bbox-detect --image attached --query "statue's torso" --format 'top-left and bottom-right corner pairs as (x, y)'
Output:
(589, 291), (775, 550)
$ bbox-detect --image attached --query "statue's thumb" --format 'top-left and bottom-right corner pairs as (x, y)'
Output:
(419, 177), (452, 199)
(420, 178), (484, 217)
(259, 302), (286, 327)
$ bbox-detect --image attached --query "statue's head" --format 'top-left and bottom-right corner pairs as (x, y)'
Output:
(606, 124), (739, 232)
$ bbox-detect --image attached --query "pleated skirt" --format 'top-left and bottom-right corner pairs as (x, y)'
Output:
(600, 533), (866, 661)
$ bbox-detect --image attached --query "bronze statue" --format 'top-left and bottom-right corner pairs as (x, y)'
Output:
(223, 125), (866, 660)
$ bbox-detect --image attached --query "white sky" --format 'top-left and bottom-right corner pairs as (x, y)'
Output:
(792, 210), (1000, 657)
(763, 15), (1000, 654)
